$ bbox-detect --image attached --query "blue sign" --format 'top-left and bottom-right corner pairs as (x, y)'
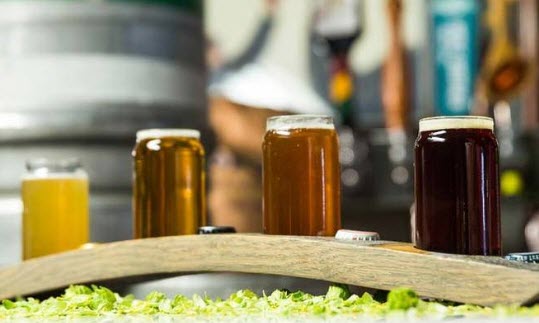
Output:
(431, 0), (479, 116)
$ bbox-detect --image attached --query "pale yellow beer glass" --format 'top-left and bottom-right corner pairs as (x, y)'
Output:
(22, 158), (89, 260)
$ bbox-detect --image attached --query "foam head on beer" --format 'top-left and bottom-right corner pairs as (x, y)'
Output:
(419, 116), (494, 132)
(266, 114), (335, 131)
(136, 129), (201, 141)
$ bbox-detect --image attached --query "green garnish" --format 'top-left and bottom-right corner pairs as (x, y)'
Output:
(386, 287), (419, 310)
(0, 284), (538, 319)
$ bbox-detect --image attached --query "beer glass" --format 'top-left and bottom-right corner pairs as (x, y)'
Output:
(133, 129), (206, 238)
(22, 158), (89, 259)
(414, 116), (501, 255)
(263, 115), (341, 236)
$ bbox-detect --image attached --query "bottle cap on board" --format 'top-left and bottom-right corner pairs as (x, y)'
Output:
(505, 252), (539, 264)
(198, 226), (236, 234)
(335, 229), (380, 241)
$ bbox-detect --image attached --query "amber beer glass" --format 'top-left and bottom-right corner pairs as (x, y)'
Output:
(133, 129), (206, 238)
(263, 115), (341, 236)
(414, 116), (501, 255)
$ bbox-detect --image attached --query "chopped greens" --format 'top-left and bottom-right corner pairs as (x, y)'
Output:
(0, 285), (538, 319)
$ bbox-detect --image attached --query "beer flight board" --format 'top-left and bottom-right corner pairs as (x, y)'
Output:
(0, 234), (538, 306)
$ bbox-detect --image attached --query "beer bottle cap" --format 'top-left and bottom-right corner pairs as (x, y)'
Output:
(198, 226), (236, 234)
(335, 229), (380, 241)
(505, 252), (539, 264)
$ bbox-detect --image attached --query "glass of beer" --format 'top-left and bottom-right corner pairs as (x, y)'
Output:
(263, 115), (341, 236)
(22, 158), (89, 260)
(414, 116), (501, 255)
(133, 129), (206, 238)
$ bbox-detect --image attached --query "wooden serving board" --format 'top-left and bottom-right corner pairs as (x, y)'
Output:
(0, 234), (538, 306)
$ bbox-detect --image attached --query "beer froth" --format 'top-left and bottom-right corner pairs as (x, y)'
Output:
(136, 129), (200, 142)
(266, 115), (335, 131)
(419, 116), (493, 132)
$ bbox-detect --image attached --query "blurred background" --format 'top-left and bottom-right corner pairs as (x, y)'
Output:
(0, 0), (537, 272)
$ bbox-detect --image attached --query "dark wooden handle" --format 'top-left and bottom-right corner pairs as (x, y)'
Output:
(382, 0), (409, 131)
(1, 234), (538, 305)
(519, 0), (539, 130)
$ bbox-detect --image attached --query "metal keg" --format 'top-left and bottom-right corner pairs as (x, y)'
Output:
(0, 0), (206, 264)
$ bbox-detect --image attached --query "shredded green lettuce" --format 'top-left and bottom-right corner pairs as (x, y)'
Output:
(0, 285), (537, 319)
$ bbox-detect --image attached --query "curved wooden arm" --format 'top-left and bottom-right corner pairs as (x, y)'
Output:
(1, 234), (538, 306)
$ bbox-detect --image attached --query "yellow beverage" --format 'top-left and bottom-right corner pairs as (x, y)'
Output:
(22, 173), (89, 260)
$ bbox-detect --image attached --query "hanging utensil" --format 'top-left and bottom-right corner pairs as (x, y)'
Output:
(382, 0), (409, 132)
(480, 0), (531, 102)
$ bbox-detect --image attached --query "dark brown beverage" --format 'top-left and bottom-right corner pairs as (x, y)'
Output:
(263, 115), (341, 236)
(414, 117), (501, 255)
(133, 129), (206, 238)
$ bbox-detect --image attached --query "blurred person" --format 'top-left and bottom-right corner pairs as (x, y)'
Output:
(206, 0), (278, 232)
(207, 0), (334, 233)
(206, 0), (278, 87)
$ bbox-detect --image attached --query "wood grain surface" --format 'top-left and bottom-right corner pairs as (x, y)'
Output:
(0, 234), (538, 306)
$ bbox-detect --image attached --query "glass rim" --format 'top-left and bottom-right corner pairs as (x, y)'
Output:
(26, 157), (81, 169)
(419, 116), (494, 132)
(136, 129), (200, 141)
(25, 157), (83, 175)
(266, 114), (334, 131)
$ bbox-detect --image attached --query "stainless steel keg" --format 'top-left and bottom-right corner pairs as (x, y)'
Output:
(0, 0), (206, 264)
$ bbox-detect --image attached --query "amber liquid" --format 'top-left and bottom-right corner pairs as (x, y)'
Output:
(22, 176), (89, 259)
(133, 136), (206, 238)
(263, 128), (341, 236)
(414, 128), (501, 255)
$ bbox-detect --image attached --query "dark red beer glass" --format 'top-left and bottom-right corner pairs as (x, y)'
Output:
(414, 116), (501, 255)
